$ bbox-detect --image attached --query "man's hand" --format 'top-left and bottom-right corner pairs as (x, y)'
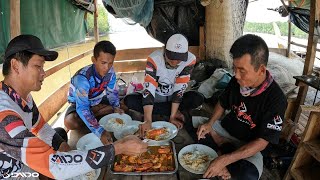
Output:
(203, 156), (230, 179)
(100, 131), (113, 145)
(139, 121), (152, 137)
(58, 142), (72, 152)
(197, 122), (213, 140)
(114, 135), (148, 155)
(114, 107), (124, 114)
(218, 167), (231, 180)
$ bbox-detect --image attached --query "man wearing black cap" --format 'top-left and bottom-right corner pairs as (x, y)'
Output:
(0, 35), (147, 179)
(124, 34), (204, 137)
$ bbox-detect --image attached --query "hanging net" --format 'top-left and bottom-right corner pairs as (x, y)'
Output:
(102, 0), (154, 27)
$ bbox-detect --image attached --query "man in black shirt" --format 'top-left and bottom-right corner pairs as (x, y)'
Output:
(197, 34), (287, 180)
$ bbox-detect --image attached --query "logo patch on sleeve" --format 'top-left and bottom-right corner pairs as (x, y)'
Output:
(267, 115), (283, 131)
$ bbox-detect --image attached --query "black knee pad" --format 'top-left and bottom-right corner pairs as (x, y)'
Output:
(227, 160), (260, 180)
(54, 127), (68, 143)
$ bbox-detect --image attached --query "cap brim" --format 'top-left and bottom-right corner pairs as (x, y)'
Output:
(165, 49), (188, 62)
(28, 49), (58, 61)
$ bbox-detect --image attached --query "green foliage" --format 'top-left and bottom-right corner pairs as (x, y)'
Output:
(244, 22), (308, 39)
(86, 5), (109, 36)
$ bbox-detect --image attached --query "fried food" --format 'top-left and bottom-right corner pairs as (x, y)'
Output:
(106, 118), (125, 130)
(113, 145), (175, 173)
(146, 127), (169, 140)
(180, 150), (212, 173)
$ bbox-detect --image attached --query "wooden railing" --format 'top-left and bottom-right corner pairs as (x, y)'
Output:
(38, 46), (200, 123)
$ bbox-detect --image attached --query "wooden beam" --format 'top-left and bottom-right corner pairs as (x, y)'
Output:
(44, 49), (92, 78)
(10, 0), (20, 39)
(38, 82), (70, 122)
(290, 41), (320, 52)
(115, 46), (200, 61)
(93, 0), (99, 43)
(113, 59), (146, 73)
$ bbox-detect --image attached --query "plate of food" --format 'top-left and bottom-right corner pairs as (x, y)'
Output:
(72, 133), (102, 180)
(145, 121), (178, 143)
(178, 144), (218, 174)
(114, 120), (142, 140)
(99, 113), (132, 132)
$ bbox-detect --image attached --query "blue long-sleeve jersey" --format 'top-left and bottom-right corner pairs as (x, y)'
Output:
(68, 64), (120, 137)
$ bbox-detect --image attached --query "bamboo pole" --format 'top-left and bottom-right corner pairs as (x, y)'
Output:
(93, 0), (99, 43)
(10, 0), (20, 39)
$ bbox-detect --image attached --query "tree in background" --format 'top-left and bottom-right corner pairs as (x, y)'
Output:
(86, 5), (109, 36)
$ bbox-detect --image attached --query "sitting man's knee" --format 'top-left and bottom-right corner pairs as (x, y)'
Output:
(64, 113), (82, 130)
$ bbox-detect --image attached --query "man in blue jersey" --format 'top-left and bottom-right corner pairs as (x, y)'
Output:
(64, 40), (124, 145)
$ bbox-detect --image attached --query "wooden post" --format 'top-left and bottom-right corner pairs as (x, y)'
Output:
(10, 0), (20, 39)
(93, 0), (99, 43)
(289, 0), (319, 141)
(287, 21), (292, 57)
(199, 26), (205, 61)
(286, 1), (291, 57)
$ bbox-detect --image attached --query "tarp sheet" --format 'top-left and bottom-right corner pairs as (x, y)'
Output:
(0, 0), (86, 64)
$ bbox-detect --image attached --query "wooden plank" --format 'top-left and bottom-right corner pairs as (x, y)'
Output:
(199, 26), (206, 61)
(302, 112), (320, 141)
(300, 105), (320, 112)
(142, 174), (177, 180)
(10, 0), (20, 39)
(38, 82), (69, 122)
(45, 50), (92, 78)
(115, 46), (200, 61)
(303, 140), (320, 162)
(115, 47), (161, 61)
(113, 59), (147, 73)
(103, 168), (141, 180)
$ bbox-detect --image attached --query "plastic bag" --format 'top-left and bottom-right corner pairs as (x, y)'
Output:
(126, 76), (144, 95)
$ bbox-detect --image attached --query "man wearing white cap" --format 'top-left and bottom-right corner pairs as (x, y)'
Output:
(124, 34), (204, 136)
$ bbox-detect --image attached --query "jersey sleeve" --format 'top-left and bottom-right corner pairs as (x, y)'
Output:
(0, 111), (115, 179)
(142, 57), (158, 106)
(255, 91), (287, 144)
(106, 72), (120, 108)
(73, 75), (105, 138)
(172, 59), (196, 103)
(28, 105), (65, 150)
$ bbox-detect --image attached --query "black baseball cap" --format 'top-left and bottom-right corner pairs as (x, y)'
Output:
(4, 34), (58, 61)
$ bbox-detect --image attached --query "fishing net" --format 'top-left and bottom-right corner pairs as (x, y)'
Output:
(102, 0), (154, 27)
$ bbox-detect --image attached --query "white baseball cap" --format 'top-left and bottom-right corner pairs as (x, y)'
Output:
(165, 34), (188, 61)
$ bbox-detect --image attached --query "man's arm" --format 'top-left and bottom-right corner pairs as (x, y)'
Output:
(197, 101), (225, 139)
(140, 57), (158, 136)
(73, 75), (105, 138)
(203, 138), (268, 178)
(142, 57), (158, 122)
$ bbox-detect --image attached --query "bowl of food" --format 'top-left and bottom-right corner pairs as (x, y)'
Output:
(99, 113), (132, 132)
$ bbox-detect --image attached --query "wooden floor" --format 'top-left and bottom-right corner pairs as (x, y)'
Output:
(68, 127), (219, 180)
